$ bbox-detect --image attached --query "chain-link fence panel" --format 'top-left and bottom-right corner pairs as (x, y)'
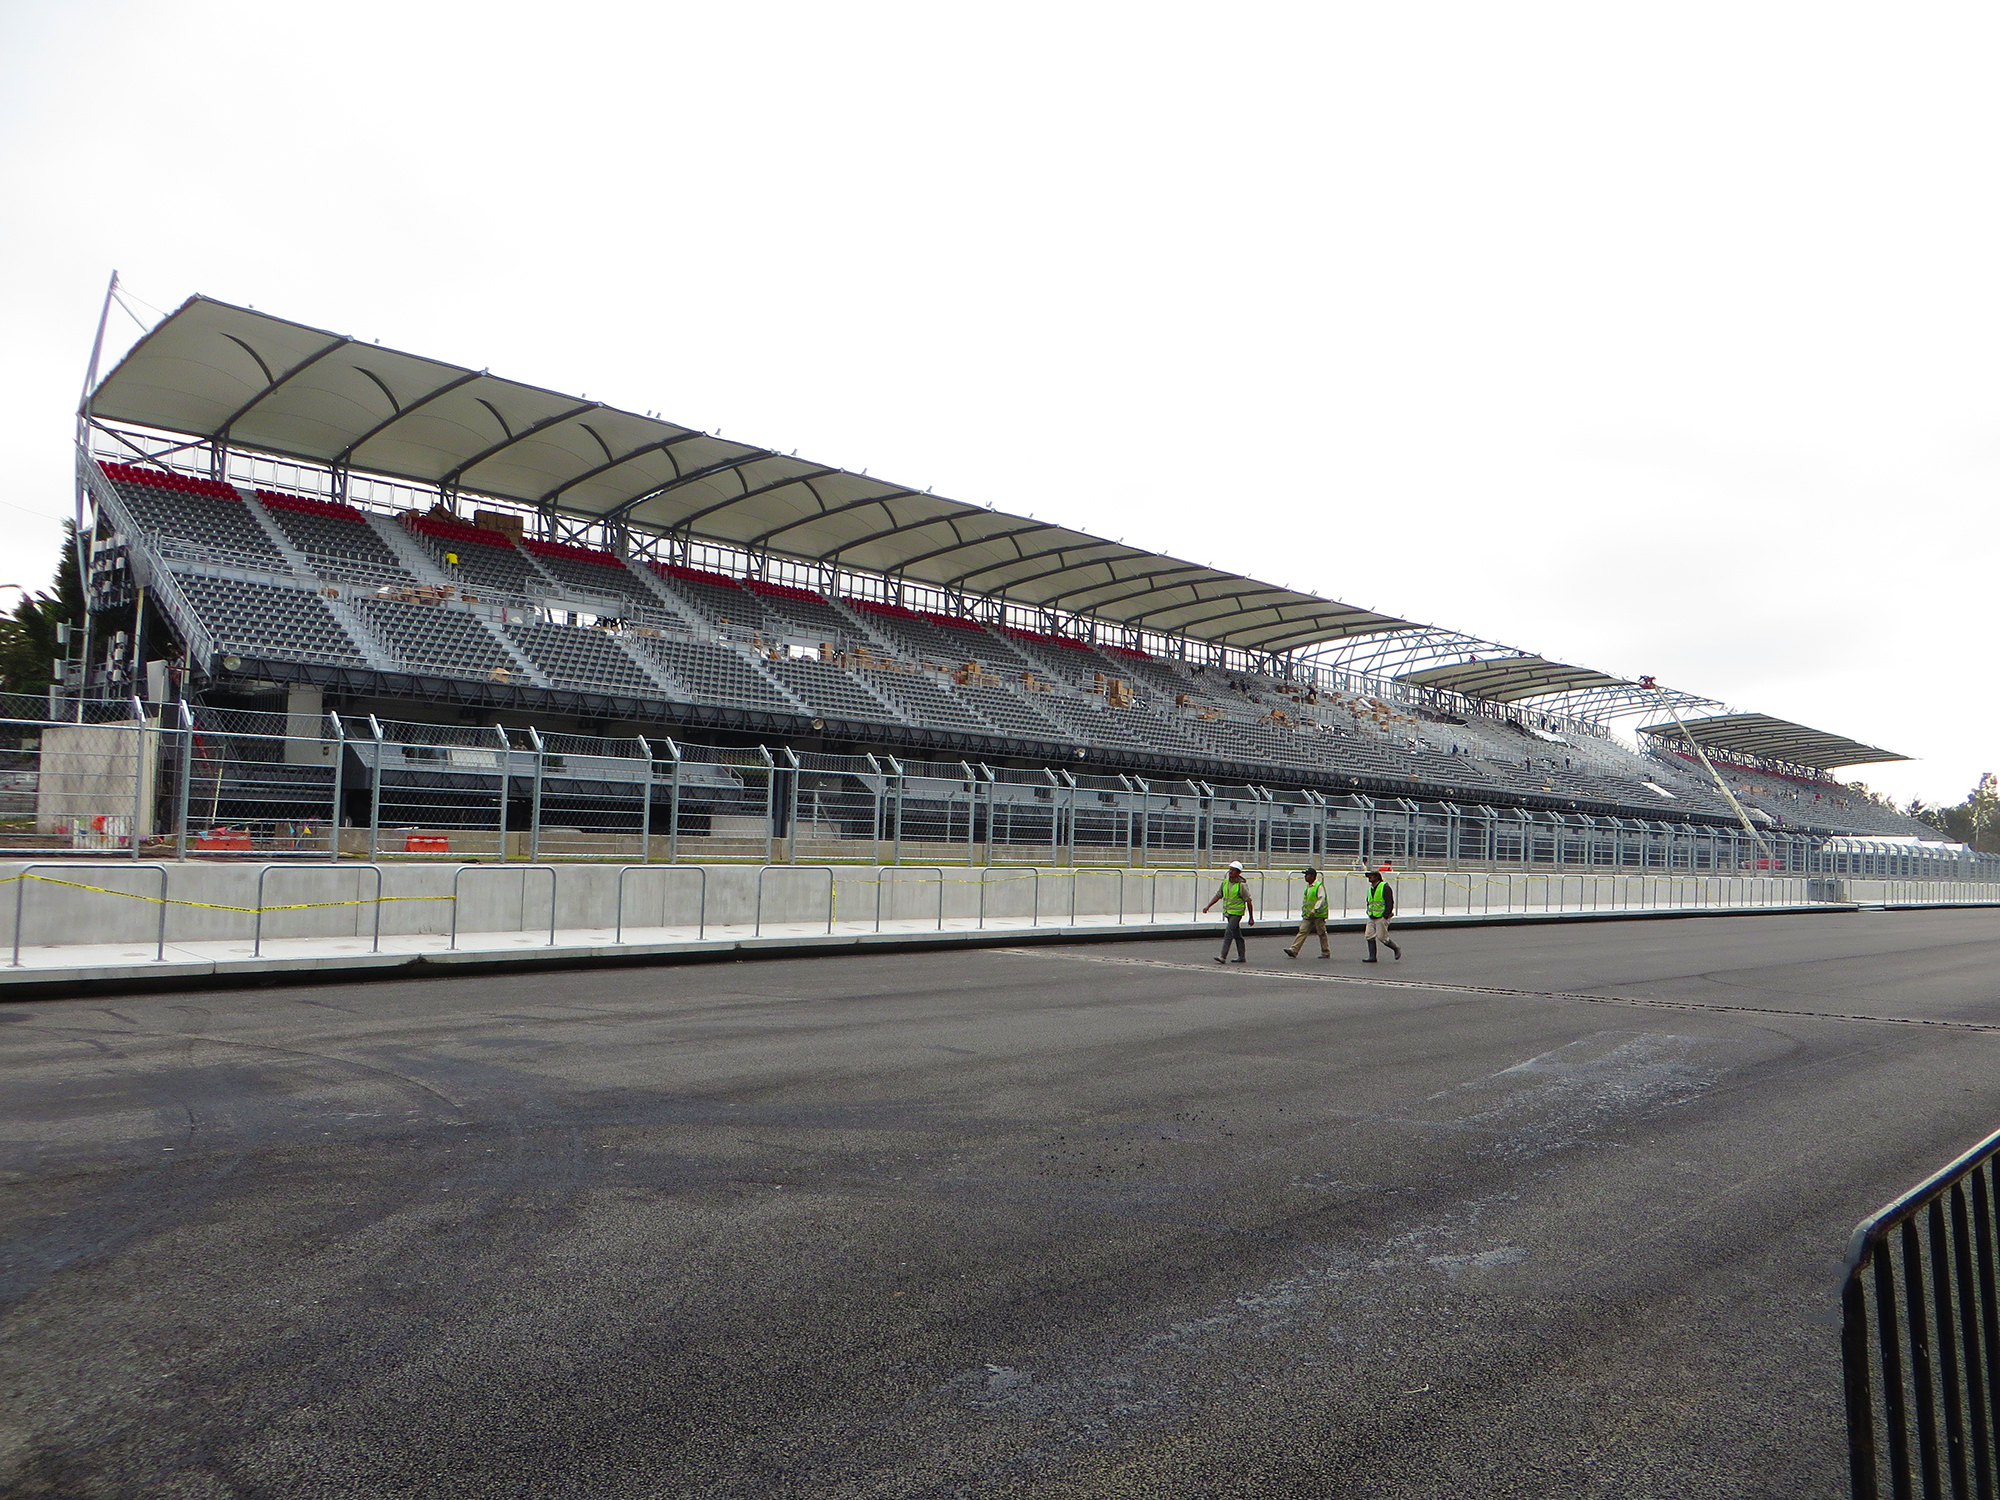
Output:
(985, 768), (1061, 866)
(358, 720), (509, 861)
(675, 744), (775, 862)
(894, 757), (982, 865)
(789, 749), (888, 864)
(531, 730), (653, 862)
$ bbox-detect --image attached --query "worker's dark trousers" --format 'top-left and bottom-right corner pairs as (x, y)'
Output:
(1220, 914), (1246, 961)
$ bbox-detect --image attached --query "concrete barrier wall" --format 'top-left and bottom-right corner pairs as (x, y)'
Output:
(0, 859), (1942, 954)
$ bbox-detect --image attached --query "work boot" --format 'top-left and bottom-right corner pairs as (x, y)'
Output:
(1364, 940), (1378, 963)
(1387, 940), (1402, 961)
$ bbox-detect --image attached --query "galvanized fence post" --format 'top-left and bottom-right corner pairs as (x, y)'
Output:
(326, 712), (346, 862)
(758, 744), (776, 865)
(635, 735), (653, 863)
(493, 725), (511, 865)
(366, 714), (384, 863)
(887, 755), (905, 867)
(128, 695), (148, 861)
(782, 745), (802, 864)
(664, 737), (682, 865)
(526, 726), (545, 865)
(173, 699), (194, 862)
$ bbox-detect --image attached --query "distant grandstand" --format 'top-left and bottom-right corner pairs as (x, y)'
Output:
(69, 294), (1939, 849)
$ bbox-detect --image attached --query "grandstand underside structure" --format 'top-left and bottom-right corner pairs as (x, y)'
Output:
(62, 294), (1941, 857)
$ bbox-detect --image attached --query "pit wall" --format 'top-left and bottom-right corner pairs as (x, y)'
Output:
(3, 862), (1971, 954)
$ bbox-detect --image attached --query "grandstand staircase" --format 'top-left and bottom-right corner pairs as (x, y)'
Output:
(361, 515), (550, 687)
(239, 497), (399, 673)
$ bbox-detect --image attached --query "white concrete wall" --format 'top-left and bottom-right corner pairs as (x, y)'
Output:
(0, 859), (1910, 954)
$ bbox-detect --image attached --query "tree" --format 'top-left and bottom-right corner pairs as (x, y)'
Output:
(1917, 773), (2000, 853)
(0, 522), (83, 700)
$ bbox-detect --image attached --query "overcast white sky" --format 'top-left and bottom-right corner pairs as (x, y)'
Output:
(3, 2), (1994, 806)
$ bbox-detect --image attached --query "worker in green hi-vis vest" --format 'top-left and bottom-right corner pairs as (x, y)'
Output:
(1284, 865), (1332, 960)
(1202, 860), (1255, 964)
(1362, 868), (1403, 963)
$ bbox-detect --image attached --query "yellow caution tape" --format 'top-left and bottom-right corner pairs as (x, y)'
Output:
(1, 873), (454, 915)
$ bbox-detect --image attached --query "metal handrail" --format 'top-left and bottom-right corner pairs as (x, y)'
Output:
(876, 866), (946, 932)
(615, 864), (706, 941)
(450, 864), (558, 949)
(253, 863), (384, 957)
(976, 865), (1039, 930)
(755, 865), (835, 936)
(12, 862), (168, 965)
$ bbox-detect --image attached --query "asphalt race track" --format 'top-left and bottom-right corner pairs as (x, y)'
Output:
(6, 907), (2000, 1498)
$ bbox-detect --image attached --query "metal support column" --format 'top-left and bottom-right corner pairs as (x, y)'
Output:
(366, 715), (384, 863)
(781, 746), (802, 864)
(172, 699), (193, 862)
(663, 738), (682, 864)
(493, 724), (511, 865)
(526, 727), (545, 863)
(326, 712), (346, 862)
(758, 744), (776, 864)
(635, 736), (653, 862)
(127, 694), (147, 860)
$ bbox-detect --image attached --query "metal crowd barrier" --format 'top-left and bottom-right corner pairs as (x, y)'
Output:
(254, 863), (383, 956)
(1843, 1126), (2000, 1499)
(450, 865), (558, 950)
(11, 863), (168, 966)
(616, 864), (706, 942)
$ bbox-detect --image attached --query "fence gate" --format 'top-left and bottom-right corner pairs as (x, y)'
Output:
(1843, 1126), (2000, 1499)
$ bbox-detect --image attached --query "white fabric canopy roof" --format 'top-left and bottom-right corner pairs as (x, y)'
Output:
(89, 297), (1412, 654)
(1636, 712), (1907, 769)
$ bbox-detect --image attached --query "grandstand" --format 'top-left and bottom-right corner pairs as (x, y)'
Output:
(65, 295), (1943, 854)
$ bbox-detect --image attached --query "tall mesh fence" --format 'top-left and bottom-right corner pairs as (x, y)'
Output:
(1, 699), (1993, 885)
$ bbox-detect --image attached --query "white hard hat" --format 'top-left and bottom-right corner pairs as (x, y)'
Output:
(1227, 860), (1243, 870)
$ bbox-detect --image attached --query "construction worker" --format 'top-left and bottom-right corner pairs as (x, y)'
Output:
(1285, 865), (1331, 959)
(1203, 860), (1255, 963)
(1362, 868), (1402, 962)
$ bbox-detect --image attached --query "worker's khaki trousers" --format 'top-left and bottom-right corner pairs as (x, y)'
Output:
(1287, 913), (1330, 957)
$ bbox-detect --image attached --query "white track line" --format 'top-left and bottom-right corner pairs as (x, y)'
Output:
(989, 948), (2000, 1035)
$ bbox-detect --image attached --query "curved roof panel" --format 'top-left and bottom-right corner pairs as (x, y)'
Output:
(1635, 712), (1907, 769)
(1395, 655), (1628, 703)
(88, 297), (1412, 653)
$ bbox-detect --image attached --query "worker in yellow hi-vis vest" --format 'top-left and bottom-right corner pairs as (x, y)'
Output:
(1285, 866), (1332, 959)
(1362, 869), (1402, 963)
(1202, 860), (1255, 964)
